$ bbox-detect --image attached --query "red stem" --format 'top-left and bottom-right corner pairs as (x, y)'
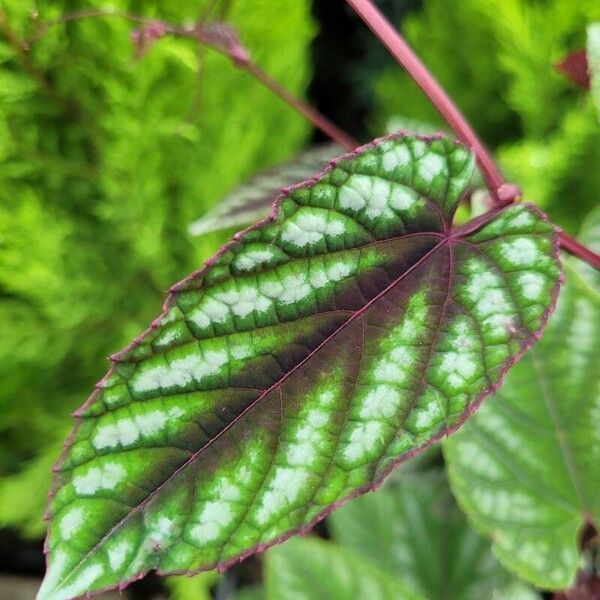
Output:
(346, 0), (504, 200)
(346, 0), (600, 271)
(30, 4), (600, 271)
(558, 233), (600, 270)
(33, 10), (359, 151)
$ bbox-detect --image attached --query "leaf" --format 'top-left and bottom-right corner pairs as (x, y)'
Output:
(0, 0), (315, 542)
(444, 234), (600, 588)
(329, 469), (531, 600)
(188, 144), (344, 237)
(588, 23), (600, 120)
(554, 50), (590, 90)
(39, 134), (561, 600)
(264, 536), (424, 600)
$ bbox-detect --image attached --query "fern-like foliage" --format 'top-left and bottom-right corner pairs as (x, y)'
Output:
(0, 0), (314, 536)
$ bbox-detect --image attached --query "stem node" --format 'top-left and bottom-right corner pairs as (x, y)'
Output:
(497, 183), (522, 206)
(346, 0), (600, 272)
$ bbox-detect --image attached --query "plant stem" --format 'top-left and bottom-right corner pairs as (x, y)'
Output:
(33, 9), (359, 150)
(346, 0), (600, 271)
(175, 23), (359, 148)
(558, 233), (600, 270)
(346, 0), (505, 200)
(0, 9), (56, 97)
(241, 61), (358, 149)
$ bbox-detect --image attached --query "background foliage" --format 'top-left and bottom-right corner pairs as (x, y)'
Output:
(0, 0), (598, 598)
(0, 0), (313, 537)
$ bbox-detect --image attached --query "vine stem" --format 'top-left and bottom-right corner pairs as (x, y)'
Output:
(30, 10), (358, 150)
(346, 0), (600, 271)
(345, 0), (505, 201)
(559, 234), (600, 270)
(26, 5), (600, 270)
(174, 27), (359, 148)
(241, 61), (358, 149)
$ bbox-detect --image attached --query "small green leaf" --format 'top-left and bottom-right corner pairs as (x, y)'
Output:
(188, 144), (344, 237)
(385, 116), (441, 136)
(39, 134), (560, 599)
(445, 244), (600, 588)
(329, 470), (515, 600)
(264, 536), (425, 600)
(587, 23), (600, 121)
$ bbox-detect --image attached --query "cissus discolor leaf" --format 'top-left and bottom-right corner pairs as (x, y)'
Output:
(39, 134), (561, 599)
(444, 207), (600, 589)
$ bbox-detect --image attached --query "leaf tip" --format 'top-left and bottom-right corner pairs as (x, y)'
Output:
(555, 49), (590, 89)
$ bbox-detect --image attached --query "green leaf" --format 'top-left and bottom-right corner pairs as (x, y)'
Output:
(264, 536), (424, 600)
(444, 246), (600, 588)
(587, 23), (600, 121)
(188, 144), (344, 237)
(39, 134), (560, 599)
(329, 470), (516, 600)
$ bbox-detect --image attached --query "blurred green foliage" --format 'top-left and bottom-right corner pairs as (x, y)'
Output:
(0, 0), (313, 536)
(374, 0), (600, 232)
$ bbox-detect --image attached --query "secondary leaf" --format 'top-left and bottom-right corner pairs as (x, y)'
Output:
(329, 469), (524, 600)
(444, 229), (600, 588)
(265, 536), (424, 600)
(555, 50), (590, 90)
(188, 144), (344, 237)
(39, 134), (560, 600)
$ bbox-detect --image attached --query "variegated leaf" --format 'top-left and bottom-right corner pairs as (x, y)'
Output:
(444, 208), (600, 589)
(39, 134), (561, 600)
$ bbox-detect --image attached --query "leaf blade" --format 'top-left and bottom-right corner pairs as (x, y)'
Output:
(265, 536), (425, 600)
(329, 470), (505, 599)
(444, 251), (599, 588)
(40, 134), (561, 599)
(329, 468), (542, 600)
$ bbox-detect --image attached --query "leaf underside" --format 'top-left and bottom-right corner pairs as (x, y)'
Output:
(445, 210), (600, 589)
(188, 143), (344, 237)
(266, 536), (424, 600)
(329, 470), (511, 600)
(40, 134), (560, 600)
